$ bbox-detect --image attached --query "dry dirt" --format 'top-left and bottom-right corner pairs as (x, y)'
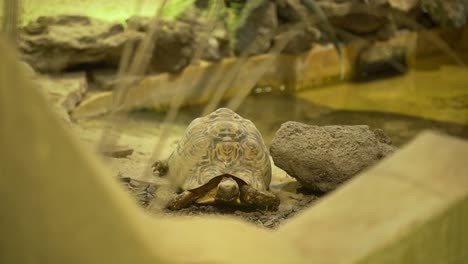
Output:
(119, 176), (318, 229)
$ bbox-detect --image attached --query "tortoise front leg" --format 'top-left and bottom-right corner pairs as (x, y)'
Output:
(166, 191), (195, 210)
(240, 185), (280, 211)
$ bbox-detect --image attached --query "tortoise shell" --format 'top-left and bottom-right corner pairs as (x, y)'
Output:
(167, 108), (271, 191)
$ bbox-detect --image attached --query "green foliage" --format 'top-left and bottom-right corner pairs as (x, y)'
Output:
(161, 0), (197, 20)
(225, 0), (266, 32)
(225, 3), (243, 33)
(199, 0), (227, 22)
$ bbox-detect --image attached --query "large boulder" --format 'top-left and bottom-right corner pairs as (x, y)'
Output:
(19, 15), (141, 73)
(19, 15), (197, 74)
(270, 121), (396, 193)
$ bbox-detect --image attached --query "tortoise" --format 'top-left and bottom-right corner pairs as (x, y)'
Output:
(153, 108), (279, 210)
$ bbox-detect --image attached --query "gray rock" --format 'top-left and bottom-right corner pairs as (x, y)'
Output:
(201, 28), (231, 61)
(421, 0), (468, 28)
(233, 0), (278, 56)
(354, 42), (408, 81)
(277, 24), (321, 54)
(19, 15), (141, 73)
(101, 145), (134, 158)
(275, 0), (390, 35)
(273, 0), (322, 54)
(177, 8), (231, 62)
(311, 0), (389, 36)
(126, 16), (152, 32)
(126, 17), (196, 73)
(275, 0), (309, 23)
(389, 0), (420, 11)
(270, 121), (396, 193)
(329, 13), (388, 35)
(19, 15), (196, 74)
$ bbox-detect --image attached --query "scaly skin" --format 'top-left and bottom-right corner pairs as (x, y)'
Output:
(215, 177), (240, 203)
(240, 185), (280, 210)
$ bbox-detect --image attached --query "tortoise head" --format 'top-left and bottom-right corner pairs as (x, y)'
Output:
(215, 176), (240, 203)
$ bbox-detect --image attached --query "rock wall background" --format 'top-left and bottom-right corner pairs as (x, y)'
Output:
(0, 0), (194, 25)
(6, 0), (468, 74)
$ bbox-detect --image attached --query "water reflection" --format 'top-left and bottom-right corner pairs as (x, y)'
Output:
(128, 92), (468, 147)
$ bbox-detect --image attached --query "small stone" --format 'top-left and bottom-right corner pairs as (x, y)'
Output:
(263, 218), (276, 227)
(101, 146), (134, 158)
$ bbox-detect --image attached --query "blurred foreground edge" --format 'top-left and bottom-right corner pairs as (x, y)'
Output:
(1, 37), (468, 264)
